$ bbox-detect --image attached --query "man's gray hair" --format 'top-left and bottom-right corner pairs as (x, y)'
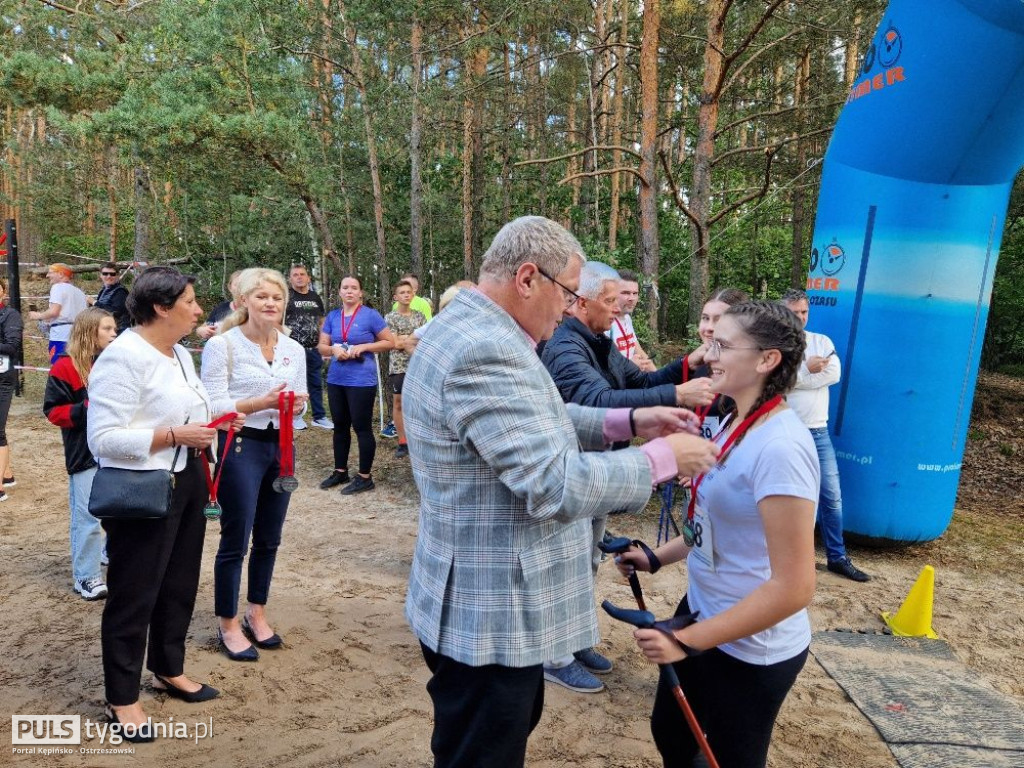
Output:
(780, 288), (809, 306)
(577, 261), (622, 300)
(479, 216), (586, 281)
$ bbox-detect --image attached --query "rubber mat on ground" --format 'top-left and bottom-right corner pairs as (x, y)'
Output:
(811, 631), (1024, 768)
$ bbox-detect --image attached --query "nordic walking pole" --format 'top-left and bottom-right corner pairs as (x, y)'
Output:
(600, 537), (721, 768)
(597, 535), (647, 611)
(602, 600), (720, 768)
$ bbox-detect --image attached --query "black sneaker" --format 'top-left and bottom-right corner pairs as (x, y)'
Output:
(395, 444), (409, 459)
(319, 470), (350, 490)
(827, 557), (871, 582)
(340, 475), (375, 495)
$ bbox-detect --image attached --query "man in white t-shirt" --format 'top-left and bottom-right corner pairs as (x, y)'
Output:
(28, 263), (88, 363)
(607, 270), (655, 372)
(782, 289), (870, 582)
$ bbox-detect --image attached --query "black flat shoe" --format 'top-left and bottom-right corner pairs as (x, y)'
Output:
(104, 704), (155, 744)
(152, 674), (220, 702)
(241, 617), (283, 649)
(218, 628), (259, 662)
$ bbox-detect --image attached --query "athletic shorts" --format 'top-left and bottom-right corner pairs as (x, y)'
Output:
(388, 372), (406, 396)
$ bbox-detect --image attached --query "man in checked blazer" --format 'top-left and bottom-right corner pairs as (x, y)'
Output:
(403, 216), (721, 768)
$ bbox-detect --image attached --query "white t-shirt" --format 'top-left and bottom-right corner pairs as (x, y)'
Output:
(687, 408), (819, 665)
(48, 283), (89, 342)
(607, 314), (639, 360)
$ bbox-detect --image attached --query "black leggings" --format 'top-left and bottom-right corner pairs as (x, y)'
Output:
(651, 596), (808, 768)
(0, 376), (14, 446)
(327, 383), (377, 476)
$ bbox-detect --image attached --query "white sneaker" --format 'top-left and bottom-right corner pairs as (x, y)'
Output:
(312, 417), (334, 430)
(292, 417), (307, 431)
(75, 578), (108, 601)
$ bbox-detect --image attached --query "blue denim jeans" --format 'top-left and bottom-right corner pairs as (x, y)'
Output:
(69, 466), (104, 582)
(810, 427), (847, 563)
(213, 432), (292, 617)
(305, 347), (327, 420)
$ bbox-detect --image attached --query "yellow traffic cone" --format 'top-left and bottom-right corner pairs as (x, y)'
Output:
(881, 565), (939, 638)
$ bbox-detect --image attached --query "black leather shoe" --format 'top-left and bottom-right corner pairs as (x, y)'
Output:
(218, 629), (259, 661)
(827, 557), (871, 582)
(152, 674), (220, 702)
(104, 705), (155, 744)
(319, 470), (350, 490)
(340, 474), (375, 495)
(241, 617), (283, 649)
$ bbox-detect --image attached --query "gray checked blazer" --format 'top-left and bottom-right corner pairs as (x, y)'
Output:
(404, 289), (654, 668)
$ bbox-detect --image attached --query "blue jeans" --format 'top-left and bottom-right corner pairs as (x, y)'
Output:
(810, 427), (847, 563)
(213, 432), (292, 617)
(69, 466), (104, 582)
(305, 347), (327, 420)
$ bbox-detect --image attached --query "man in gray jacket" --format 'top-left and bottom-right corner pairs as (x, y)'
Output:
(403, 216), (720, 768)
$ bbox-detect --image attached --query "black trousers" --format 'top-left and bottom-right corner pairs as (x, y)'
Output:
(420, 643), (545, 768)
(101, 457), (207, 705)
(651, 597), (809, 768)
(326, 383), (377, 475)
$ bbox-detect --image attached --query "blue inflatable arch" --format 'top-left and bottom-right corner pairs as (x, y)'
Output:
(806, 0), (1024, 542)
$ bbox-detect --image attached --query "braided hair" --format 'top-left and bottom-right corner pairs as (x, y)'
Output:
(721, 300), (806, 425)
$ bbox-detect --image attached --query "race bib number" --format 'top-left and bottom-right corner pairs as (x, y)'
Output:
(688, 503), (715, 573)
(0, 355), (9, 374)
(700, 415), (721, 441)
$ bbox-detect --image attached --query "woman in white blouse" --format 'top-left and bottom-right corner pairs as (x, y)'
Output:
(201, 268), (307, 662)
(88, 267), (244, 741)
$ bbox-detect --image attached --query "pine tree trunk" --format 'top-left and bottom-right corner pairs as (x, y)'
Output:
(638, 0), (660, 339)
(409, 13), (424, 277)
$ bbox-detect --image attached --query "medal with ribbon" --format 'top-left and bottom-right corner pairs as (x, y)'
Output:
(272, 391), (299, 493)
(338, 305), (361, 353)
(201, 412), (239, 521)
(684, 394), (783, 547)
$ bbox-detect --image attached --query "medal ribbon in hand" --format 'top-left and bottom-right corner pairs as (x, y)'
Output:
(201, 412), (239, 521)
(273, 391), (299, 493)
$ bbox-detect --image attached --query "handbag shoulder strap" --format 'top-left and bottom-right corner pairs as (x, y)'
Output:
(168, 346), (191, 473)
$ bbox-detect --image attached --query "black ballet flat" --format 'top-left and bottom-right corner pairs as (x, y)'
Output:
(103, 704), (155, 744)
(241, 617), (283, 649)
(152, 673), (220, 703)
(217, 628), (259, 662)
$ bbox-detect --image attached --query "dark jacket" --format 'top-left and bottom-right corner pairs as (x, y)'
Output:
(43, 355), (96, 474)
(540, 316), (683, 409)
(95, 282), (130, 332)
(0, 305), (23, 383)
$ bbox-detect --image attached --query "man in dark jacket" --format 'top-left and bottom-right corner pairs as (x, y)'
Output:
(93, 263), (130, 332)
(538, 261), (715, 693)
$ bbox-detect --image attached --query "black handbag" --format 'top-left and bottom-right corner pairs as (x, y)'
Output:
(88, 348), (190, 521)
(88, 460), (179, 520)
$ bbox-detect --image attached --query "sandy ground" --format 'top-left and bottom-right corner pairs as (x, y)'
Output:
(1, 361), (1022, 767)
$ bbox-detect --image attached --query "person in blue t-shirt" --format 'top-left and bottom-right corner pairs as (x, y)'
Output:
(317, 275), (395, 495)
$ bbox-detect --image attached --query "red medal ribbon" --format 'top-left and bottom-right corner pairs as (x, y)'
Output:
(278, 391), (295, 478)
(201, 412), (238, 504)
(687, 394), (783, 524)
(339, 304), (361, 344)
(695, 394), (719, 428)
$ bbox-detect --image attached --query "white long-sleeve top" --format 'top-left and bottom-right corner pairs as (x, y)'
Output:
(88, 329), (212, 471)
(200, 327), (307, 430)
(787, 330), (840, 429)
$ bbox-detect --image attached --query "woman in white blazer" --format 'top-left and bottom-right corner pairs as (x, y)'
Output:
(88, 267), (243, 741)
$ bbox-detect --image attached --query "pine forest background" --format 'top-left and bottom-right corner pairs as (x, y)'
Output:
(1, 0), (1022, 370)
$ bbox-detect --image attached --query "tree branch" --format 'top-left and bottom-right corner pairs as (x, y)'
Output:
(711, 125), (832, 167)
(709, 149), (777, 225)
(658, 151), (700, 229)
(560, 167), (646, 186)
(515, 145), (644, 168)
(721, 27), (803, 98)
